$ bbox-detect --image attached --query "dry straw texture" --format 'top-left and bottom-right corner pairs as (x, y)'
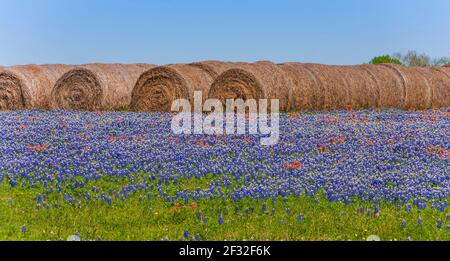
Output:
(340, 65), (379, 109)
(0, 64), (73, 110)
(429, 66), (450, 108)
(279, 63), (319, 111)
(209, 61), (292, 111)
(359, 64), (405, 108)
(379, 64), (435, 110)
(131, 62), (233, 112)
(51, 63), (154, 111)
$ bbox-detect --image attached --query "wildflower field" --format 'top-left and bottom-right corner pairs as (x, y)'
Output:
(0, 109), (449, 241)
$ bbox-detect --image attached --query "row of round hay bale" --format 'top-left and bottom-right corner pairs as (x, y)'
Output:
(208, 61), (292, 111)
(0, 64), (74, 110)
(130, 61), (234, 112)
(52, 63), (154, 111)
(2, 62), (448, 112)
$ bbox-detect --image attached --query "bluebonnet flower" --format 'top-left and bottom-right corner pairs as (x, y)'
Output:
(437, 219), (442, 229)
(197, 210), (203, 220)
(373, 206), (379, 216)
(22, 225), (26, 233)
(183, 230), (189, 239)
(401, 220), (407, 228)
(297, 214), (303, 224)
(285, 208), (291, 214)
(218, 215), (224, 225)
(418, 218), (423, 226)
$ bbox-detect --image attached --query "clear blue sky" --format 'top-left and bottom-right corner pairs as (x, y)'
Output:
(0, 0), (449, 66)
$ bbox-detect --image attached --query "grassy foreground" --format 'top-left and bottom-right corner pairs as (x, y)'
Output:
(1, 178), (449, 241)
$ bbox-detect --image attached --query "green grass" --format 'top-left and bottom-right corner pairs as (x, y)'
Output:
(1, 177), (449, 241)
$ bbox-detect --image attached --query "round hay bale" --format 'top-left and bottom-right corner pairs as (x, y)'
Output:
(359, 64), (405, 108)
(209, 61), (292, 111)
(52, 63), (154, 111)
(278, 62), (320, 111)
(380, 64), (434, 110)
(414, 67), (442, 109)
(333, 65), (378, 109)
(379, 64), (408, 109)
(131, 63), (219, 112)
(0, 64), (73, 110)
(300, 63), (348, 110)
(403, 67), (432, 110)
(355, 64), (382, 108)
(429, 67), (450, 108)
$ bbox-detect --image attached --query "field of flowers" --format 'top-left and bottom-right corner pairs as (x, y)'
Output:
(0, 109), (449, 241)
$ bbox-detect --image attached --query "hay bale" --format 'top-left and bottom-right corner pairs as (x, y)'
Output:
(52, 63), (154, 111)
(414, 67), (441, 109)
(0, 64), (73, 110)
(380, 64), (434, 110)
(429, 67), (450, 108)
(358, 64), (405, 108)
(300, 63), (349, 110)
(209, 61), (292, 111)
(131, 63), (229, 112)
(379, 64), (408, 109)
(278, 62), (321, 111)
(332, 65), (379, 109)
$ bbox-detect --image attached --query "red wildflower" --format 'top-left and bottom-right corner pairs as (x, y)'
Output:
(189, 202), (197, 209)
(27, 144), (49, 151)
(426, 145), (447, 158)
(132, 135), (143, 141)
(19, 125), (29, 129)
(80, 146), (89, 153)
(107, 135), (128, 142)
(319, 145), (329, 153)
(196, 141), (209, 148)
(329, 136), (346, 144)
(242, 138), (251, 144)
(367, 140), (375, 146)
(284, 160), (302, 170)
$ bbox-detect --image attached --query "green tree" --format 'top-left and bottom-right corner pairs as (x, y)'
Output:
(369, 55), (402, 65)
